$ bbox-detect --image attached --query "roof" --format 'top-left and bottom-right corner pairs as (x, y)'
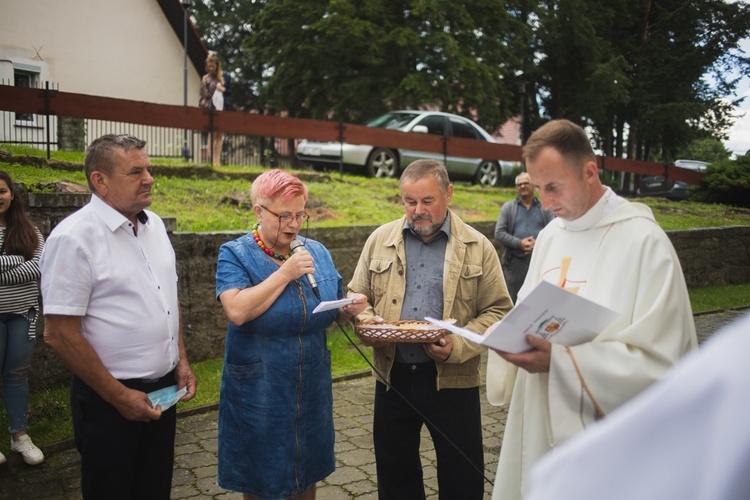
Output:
(156, 0), (208, 75)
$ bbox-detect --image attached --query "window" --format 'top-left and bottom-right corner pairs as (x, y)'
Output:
(14, 66), (40, 126)
(449, 118), (481, 140)
(415, 115), (447, 136)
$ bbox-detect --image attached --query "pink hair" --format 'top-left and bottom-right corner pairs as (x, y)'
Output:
(251, 169), (308, 206)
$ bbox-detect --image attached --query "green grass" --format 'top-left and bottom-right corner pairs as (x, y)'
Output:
(689, 283), (750, 313)
(2, 145), (749, 232)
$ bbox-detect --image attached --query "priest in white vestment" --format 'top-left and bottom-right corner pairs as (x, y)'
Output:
(487, 119), (698, 500)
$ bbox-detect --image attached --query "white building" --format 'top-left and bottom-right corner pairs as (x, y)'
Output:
(0, 0), (207, 155)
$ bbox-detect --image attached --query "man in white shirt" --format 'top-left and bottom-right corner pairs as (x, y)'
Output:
(41, 134), (197, 499)
(487, 119), (697, 499)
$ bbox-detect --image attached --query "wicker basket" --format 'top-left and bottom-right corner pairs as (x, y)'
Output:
(354, 320), (449, 344)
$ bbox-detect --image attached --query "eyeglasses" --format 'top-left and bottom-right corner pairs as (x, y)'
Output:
(260, 205), (310, 224)
(515, 182), (531, 187)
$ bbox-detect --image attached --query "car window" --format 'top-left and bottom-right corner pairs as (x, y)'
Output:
(366, 112), (420, 130)
(449, 118), (481, 140)
(414, 115), (447, 135)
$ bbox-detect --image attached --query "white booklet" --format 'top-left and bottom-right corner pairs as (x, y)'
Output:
(425, 281), (619, 353)
(313, 297), (355, 314)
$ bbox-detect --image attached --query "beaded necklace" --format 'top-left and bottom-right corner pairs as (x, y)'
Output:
(252, 223), (292, 261)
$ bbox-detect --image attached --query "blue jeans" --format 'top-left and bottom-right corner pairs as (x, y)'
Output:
(0, 312), (36, 434)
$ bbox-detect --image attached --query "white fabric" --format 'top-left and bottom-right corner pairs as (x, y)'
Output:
(526, 313), (750, 500)
(40, 195), (180, 380)
(212, 89), (224, 111)
(488, 189), (697, 500)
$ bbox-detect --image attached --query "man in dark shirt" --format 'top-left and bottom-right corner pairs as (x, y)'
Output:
(494, 172), (554, 303)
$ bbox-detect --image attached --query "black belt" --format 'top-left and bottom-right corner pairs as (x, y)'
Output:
(119, 370), (176, 392)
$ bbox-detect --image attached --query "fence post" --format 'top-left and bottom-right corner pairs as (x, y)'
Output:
(45, 81), (51, 160)
(338, 121), (345, 178)
(442, 132), (448, 165)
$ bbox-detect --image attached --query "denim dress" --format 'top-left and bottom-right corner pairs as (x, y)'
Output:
(215, 234), (343, 497)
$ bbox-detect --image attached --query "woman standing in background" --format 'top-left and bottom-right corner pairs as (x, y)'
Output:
(199, 51), (226, 166)
(0, 170), (44, 466)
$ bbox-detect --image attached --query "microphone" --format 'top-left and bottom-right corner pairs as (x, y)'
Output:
(290, 239), (321, 300)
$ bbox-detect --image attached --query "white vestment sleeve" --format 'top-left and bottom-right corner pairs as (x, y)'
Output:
(527, 314), (750, 500)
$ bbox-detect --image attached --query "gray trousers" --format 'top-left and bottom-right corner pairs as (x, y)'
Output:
(502, 254), (531, 304)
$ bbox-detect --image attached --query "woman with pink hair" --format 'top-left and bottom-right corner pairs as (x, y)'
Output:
(215, 169), (366, 499)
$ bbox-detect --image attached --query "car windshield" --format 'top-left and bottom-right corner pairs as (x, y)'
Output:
(365, 112), (421, 130)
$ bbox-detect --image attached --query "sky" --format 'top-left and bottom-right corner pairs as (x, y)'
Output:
(723, 37), (750, 157)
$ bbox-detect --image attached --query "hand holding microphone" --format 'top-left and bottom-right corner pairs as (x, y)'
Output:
(290, 239), (321, 300)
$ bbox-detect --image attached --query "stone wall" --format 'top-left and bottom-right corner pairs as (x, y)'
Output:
(23, 196), (750, 389)
(668, 226), (750, 287)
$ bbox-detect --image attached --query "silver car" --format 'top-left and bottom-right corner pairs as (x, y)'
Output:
(297, 110), (516, 187)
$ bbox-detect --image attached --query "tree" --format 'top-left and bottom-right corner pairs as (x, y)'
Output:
(675, 136), (732, 163)
(190, 0), (266, 112)
(191, 0), (750, 157)
(526, 0), (750, 161)
(193, 0), (525, 131)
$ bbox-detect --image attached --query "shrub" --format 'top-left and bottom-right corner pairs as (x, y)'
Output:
(692, 155), (750, 207)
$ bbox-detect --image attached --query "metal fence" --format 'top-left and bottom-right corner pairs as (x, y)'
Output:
(0, 80), (294, 167)
(0, 80), (59, 157)
(219, 135), (294, 168)
(83, 118), (200, 161)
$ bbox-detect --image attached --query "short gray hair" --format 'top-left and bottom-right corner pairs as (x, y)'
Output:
(85, 134), (147, 191)
(399, 159), (451, 196)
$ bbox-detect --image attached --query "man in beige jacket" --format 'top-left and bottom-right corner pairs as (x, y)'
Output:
(348, 159), (511, 499)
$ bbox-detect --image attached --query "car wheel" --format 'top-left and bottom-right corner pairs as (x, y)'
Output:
(367, 148), (400, 178)
(474, 161), (501, 188)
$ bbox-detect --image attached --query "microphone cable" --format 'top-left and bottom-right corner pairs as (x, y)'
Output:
(330, 316), (495, 488)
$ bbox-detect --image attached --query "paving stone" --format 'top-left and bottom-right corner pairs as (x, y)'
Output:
(347, 433), (375, 449)
(195, 476), (227, 496)
(339, 425), (372, 438)
(193, 464), (218, 479)
(336, 448), (377, 468)
(327, 465), (370, 486)
(172, 466), (197, 486)
(171, 483), (202, 498)
(341, 479), (378, 497)
(174, 451), (218, 470)
(316, 483), (358, 499)
(175, 442), (204, 456)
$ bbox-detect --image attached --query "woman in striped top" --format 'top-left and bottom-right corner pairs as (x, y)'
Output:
(0, 170), (44, 466)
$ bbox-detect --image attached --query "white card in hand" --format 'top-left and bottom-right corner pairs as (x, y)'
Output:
(313, 297), (355, 313)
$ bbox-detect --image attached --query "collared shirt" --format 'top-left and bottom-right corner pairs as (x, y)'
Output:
(40, 194), (180, 380)
(511, 197), (547, 258)
(396, 215), (450, 363)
